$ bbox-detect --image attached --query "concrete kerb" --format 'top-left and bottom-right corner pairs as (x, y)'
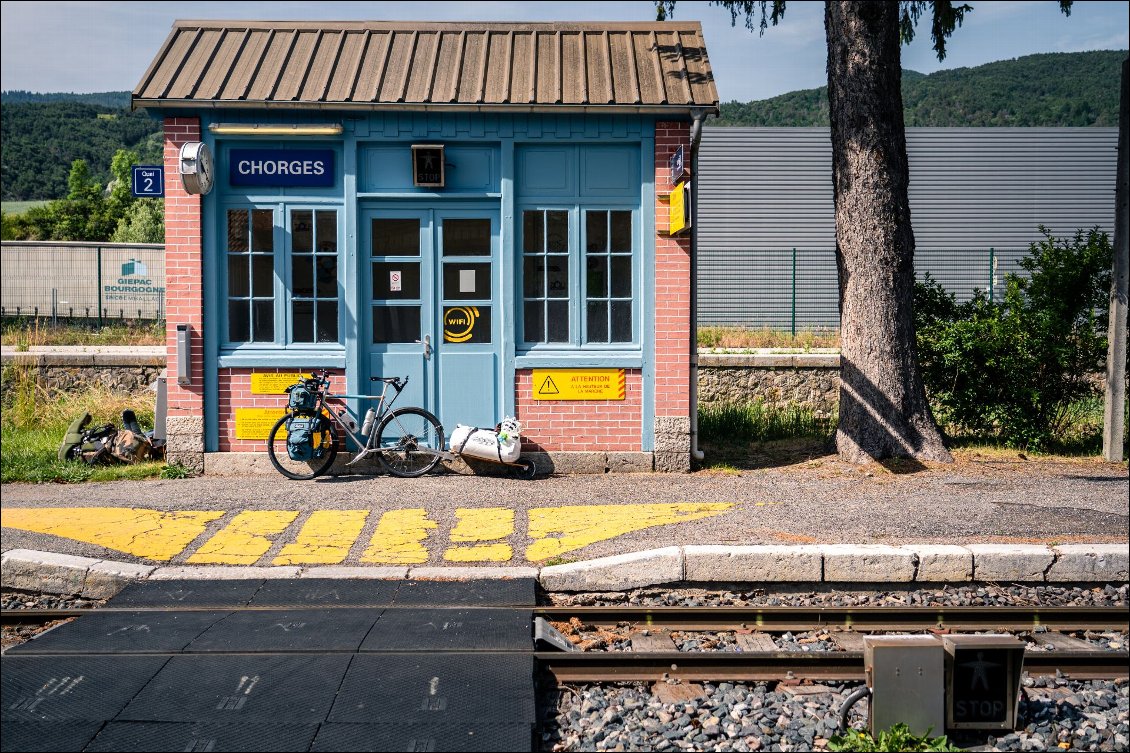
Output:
(2, 544), (1127, 598)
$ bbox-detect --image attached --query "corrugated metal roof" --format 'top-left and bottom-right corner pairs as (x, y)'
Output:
(133, 20), (719, 113)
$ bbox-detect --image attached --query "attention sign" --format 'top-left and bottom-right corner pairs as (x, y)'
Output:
(234, 408), (287, 439)
(532, 369), (626, 401)
(250, 373), (308, 395)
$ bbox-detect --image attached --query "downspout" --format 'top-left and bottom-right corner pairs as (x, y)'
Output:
(689, 108), (709, 463)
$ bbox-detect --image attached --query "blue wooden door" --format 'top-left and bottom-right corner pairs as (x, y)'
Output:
(363, 206), (499, 431)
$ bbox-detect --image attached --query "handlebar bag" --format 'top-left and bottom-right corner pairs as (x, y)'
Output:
(286, 383), (318, 413)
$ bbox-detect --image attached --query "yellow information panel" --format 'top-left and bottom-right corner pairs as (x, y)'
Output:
(234, 408), (287, 440)
(668, 180), (691, 235)
(532, 369), (625, 401)
(250, 372), (307, 395)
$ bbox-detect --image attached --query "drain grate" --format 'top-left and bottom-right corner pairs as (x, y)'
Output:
(84, 721), (320, 752)
(117, 654), (350, 723)
(310, 722), (533, 752)
(360, 608), (531, 652)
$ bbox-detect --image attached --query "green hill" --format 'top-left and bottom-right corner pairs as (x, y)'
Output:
(1, 90), (132, 108)
(718, 50), (1126, 127)
(1, 93), (160, 201)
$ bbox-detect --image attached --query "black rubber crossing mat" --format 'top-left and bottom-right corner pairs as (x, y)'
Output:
(329, 653), (535, 725)
(392, 578), (537, 607)
(0, 721), (104, 752)
(6, 611), (231, 655)
(85, 721), (320, 752)
(108, 579), (264, 608)
(310, 722), (534, 752)
(1, 656), (168, 721)
(250, 578), (401, 607)
(117, 654), (350, 723)
(360, 608), (531, 652)
(185, 608), (382, 652)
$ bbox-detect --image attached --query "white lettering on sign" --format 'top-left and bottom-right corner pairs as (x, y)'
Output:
(236, 160), (327, 177)
(390, 270), (402, 292)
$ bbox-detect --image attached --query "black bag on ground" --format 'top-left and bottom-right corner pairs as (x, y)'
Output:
(58, 413), (92, 462)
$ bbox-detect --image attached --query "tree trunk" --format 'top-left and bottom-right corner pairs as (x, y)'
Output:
(825, 1), (952, 464)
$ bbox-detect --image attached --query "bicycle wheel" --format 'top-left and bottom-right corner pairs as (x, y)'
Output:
(266, 414), (339, 480)
(375, 407), (445, 478)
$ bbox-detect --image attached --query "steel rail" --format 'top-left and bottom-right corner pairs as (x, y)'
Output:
(535, 606), (1130, 632)
(537, 650), (1130, 683)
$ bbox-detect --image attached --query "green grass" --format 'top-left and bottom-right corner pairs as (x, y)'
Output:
(698, 326), (840, 350)
(699, 401), (837, 444)
(1, 365), (165, 483)
(2, 317), (164, 348)
(1, 200), (51, 215)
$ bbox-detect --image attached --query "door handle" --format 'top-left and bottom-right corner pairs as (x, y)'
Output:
(415, 334), (432, 359)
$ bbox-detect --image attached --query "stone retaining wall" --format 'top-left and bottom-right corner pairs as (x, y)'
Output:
(0, 353), (165, 400)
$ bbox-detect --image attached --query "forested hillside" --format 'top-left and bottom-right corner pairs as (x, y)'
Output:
(1, 96), (160, 200)
(718, 50), (1125, 127)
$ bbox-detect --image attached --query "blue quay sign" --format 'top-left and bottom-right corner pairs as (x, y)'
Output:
(131, 166), (164, 197)
(229, 149), (335, 187)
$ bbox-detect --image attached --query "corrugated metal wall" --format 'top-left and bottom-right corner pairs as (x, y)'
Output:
(697, 127), (1119, 328)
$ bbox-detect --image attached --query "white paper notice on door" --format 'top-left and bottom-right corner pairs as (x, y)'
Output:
(459, 269), (476, 294)
(390, 270), (402, 292)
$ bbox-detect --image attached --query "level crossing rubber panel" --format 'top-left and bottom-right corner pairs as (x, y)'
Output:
(0, 656), (169, 722)
(83, 721), (321, 752)
(184, 607), (383, 652)
(0, 721), (104, 752)
(360, 608), (532, 652)
(5, 610), (231, 655)
(328, 653), (536, 725)
(392, 578), (537, 607)
(248, 578), (402, 607)
(108, 579), (265, 608)
(116, 654), (351, 723)
(310, 722), (534, 752)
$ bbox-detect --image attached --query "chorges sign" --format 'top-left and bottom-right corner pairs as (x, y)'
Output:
(229, 149), (334, 187)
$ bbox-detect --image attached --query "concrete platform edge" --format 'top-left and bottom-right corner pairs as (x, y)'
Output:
(2, 544), (1127, 597)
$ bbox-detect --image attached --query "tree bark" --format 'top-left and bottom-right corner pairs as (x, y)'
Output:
(825, 1), (952, 464)
(1102, 57), (1128, 462)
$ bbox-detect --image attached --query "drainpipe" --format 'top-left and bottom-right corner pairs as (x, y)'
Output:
(689, 108), (709, 463)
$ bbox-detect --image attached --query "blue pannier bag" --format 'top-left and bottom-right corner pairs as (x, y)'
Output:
(286, 383), (318, 414)
(286, 416), (318, 461)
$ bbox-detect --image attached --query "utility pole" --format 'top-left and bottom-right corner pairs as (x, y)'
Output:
(1103, 57), (1129, 463)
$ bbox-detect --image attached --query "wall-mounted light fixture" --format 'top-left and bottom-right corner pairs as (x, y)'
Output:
(208, 123), (343, 136)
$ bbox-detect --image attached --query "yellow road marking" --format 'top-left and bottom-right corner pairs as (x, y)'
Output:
(444, 508), (514, 562)
(0, 507), (224, 561)
(362, 509), (436, 564)
(526, 503), (733, 561)
(186, 511), (299, 565)
(274, 510), (370, 565)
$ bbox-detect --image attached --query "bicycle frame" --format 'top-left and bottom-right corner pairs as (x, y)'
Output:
(315, 381), (404, 463)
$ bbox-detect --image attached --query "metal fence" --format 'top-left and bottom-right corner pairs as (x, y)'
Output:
(698, 247), (1031, 331)
(0, 241), (165, 323)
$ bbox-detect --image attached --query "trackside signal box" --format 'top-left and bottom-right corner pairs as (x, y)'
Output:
(863, 635), (946, 737)
(942, 634), (1025, 731)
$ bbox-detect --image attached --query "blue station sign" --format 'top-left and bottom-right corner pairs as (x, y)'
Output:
(131, 166), (164, 197)
(229, 149), (335, 187)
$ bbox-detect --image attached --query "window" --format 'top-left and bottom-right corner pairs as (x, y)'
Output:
(224, 206), (341, 348)
(520, 207), (636, 348)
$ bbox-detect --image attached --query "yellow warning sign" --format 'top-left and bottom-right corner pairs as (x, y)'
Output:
(532, 369), (625, 401)
(669, 180), (691, 235)
(250, 373), (307, 395)
(234, 408), (287, 439)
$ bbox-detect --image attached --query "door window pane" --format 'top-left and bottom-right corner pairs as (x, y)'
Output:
(611, 300), (632, 342)
(546, 257), (569, 298)
(522, 209), (570, 344)
(586, 210), (607, 253)
(293, 257), (314, 298)
(610, 210), (632, 252)
(252, 256), (274, 296)
(587, 301), (608, 343)
(252, 210), (274, 252)
(442, 306), (491, 343)
(293, 301), (314, 343)
(316, 256), (337, 298)
(443, 263), (491, 300)
(317, 302), (338, 342)
(227, 208), (274, 343)
(586, 256), (608, 298)
(372, 306), (421, 343)
(443, 219), (491, 256)
(546, 301), (569, 342)
(372, 263), (420, 299)
(227, 210), (249, 252)
(252, 300), (274, 341)
(523, 211), (543, 253)
(546, 211), (568, 252)
(373, 219), (420, 256)
(292, 210), (313, 252)
(227, 256), (249, 297)
(611, 256), (632, 298)
(524, 302), (544, 343)
(228, 302), (248, 342)
(316, 211), (337, 253)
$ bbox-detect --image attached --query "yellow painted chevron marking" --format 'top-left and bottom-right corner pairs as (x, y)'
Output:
(444, 508), (514, 562)
(362, 509), (436, 564)
(526, 503), (733, 561)
(273, 510), (370, 565)
(186, 511), (299, 565)
(0, 507), (225, 561)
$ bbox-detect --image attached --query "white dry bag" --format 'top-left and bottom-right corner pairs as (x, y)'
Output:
(449, 417), (522, 464)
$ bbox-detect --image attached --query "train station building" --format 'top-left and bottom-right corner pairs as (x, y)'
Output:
(134, 20), (719, 474)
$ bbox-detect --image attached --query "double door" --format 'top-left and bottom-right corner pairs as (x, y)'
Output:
(364, 206), (500, 432)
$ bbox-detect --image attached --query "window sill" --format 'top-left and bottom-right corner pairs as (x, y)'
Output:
(218, 348), (346, 368)
(514, 352), (643, 369)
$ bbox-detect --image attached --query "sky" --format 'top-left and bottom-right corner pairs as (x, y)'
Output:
(0, 1), (1126, 103)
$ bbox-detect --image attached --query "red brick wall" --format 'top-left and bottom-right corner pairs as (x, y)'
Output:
(515, 369), (643, 452)
(163, 118), (204, 419)
(218, 368), (346, 451)
(654, 121), (692, 419)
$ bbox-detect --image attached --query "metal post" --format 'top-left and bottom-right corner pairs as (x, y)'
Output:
(96, 245), (103, 328)
(988, 248), (995, 302)
(791, 248), (797, 337)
